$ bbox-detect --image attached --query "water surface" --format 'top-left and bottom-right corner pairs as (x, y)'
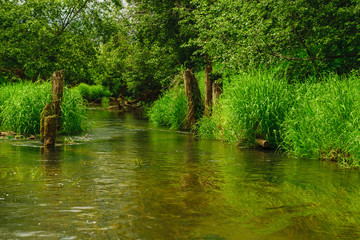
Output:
(1, 110), (360, 239)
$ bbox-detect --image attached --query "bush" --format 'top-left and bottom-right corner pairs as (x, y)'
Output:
(74, 83), (111, 102)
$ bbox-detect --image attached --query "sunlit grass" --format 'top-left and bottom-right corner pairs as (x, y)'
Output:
(197, 70), (293, 148)
(147, 85), (187, 130)
(0, 82), (88, 135)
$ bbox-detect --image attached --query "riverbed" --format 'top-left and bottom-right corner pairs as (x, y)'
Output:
(1, 110), (360, 239)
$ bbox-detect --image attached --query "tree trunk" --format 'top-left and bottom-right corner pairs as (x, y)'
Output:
(183, 69), (204, 130)
(51, 70), (64, 130)
(43, 115), (57, 147)
(40, 70), (64, 147)
(204, 64), (213, 116)
(40, 103), (53, 143)
(212, 82), (223, 105)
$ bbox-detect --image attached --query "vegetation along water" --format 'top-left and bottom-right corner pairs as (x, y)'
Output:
(1, 0), (360, 238)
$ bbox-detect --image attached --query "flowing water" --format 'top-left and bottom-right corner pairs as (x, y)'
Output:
(1, 110), (360, 239)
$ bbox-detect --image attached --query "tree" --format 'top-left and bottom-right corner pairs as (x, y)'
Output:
(0, 0), (122, 84)
(191, 0), (360, 77)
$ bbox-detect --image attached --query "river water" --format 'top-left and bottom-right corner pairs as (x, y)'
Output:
(1, 110), (360, 239)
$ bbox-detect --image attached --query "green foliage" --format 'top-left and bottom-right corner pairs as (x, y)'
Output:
(197, 70), (293, 148)
(282, 73), (360, 167)
(0, 82), (51, 134)
(190, 0), (360, 77)
(0, 0), (122, 84)
(0, 82), (87, 135)
(101, 98), (110, 108)
(147, 86), (187, 130)
(74, 83), (111, 103)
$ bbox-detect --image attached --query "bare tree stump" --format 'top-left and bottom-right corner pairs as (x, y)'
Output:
(43, 115), (57, 147)
(204, 64), (213, 116)
(51, 70), (64, 130)
(183, 69), (204, 130)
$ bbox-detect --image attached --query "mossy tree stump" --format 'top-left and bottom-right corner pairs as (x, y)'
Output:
(51, 70), (64, 130)
(40, 70), (64, 147)
(212, 81), (223, 106)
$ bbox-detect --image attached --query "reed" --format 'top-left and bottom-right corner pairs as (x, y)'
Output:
(197, 70), (293, 148)
(0, 82), (87, 135)
(74, 83), (111, 103)
(147, 86), (187, 129)
(149, 69), (360, 167)
(282, 73), (360, 167)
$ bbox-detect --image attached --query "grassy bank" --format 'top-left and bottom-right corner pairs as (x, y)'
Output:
(148, 70), (360, 167)
(0, 82), (87, 135)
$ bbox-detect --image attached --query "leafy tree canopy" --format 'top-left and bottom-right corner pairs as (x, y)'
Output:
(0, 0), (122, 84)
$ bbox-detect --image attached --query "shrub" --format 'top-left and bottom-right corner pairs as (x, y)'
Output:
(74, 83), (111, 102)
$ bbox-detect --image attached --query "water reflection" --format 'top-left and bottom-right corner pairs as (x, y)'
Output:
(1, 111), (360, 239)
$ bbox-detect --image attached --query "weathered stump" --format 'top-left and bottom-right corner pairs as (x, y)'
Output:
(43, 115), (57, 147)
(183, 69), (204, 130)
(204, 64), (213, 116)
(51, 70), (64, 130)
(40, 70), (64, 147)
(40, 103), (53, 143)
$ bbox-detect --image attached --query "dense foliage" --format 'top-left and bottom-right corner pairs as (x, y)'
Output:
(0, 0), (121, 84)
(191, 0), (360, 77)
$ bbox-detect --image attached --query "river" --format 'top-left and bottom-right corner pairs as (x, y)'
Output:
(1, 110), (360, 239)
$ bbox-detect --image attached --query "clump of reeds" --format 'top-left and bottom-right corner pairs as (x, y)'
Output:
(0, 82), (87, 135)
(197, 70), (293, 148)
(147, 86), (187, 129)
(282, 73), (360, 167)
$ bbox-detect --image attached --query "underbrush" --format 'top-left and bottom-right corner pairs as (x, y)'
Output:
(74, 83), (111, 103)
(0, 82), (87, 135)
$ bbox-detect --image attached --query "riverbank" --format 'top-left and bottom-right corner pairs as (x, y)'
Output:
(148, 70), (360, 168)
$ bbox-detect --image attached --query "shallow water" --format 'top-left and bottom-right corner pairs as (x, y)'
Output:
(1, 110), (360, 239)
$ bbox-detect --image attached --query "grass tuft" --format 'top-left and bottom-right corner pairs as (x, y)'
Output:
(0, 82), (88, 135)
(147, 86), (187, 129)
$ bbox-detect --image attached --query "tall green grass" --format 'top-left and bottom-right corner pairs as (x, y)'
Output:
(282, 73), (360, 167)
(197, 70), (293, 148)
(0, 82), (87, 135)
(147, 86), (187, 129)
